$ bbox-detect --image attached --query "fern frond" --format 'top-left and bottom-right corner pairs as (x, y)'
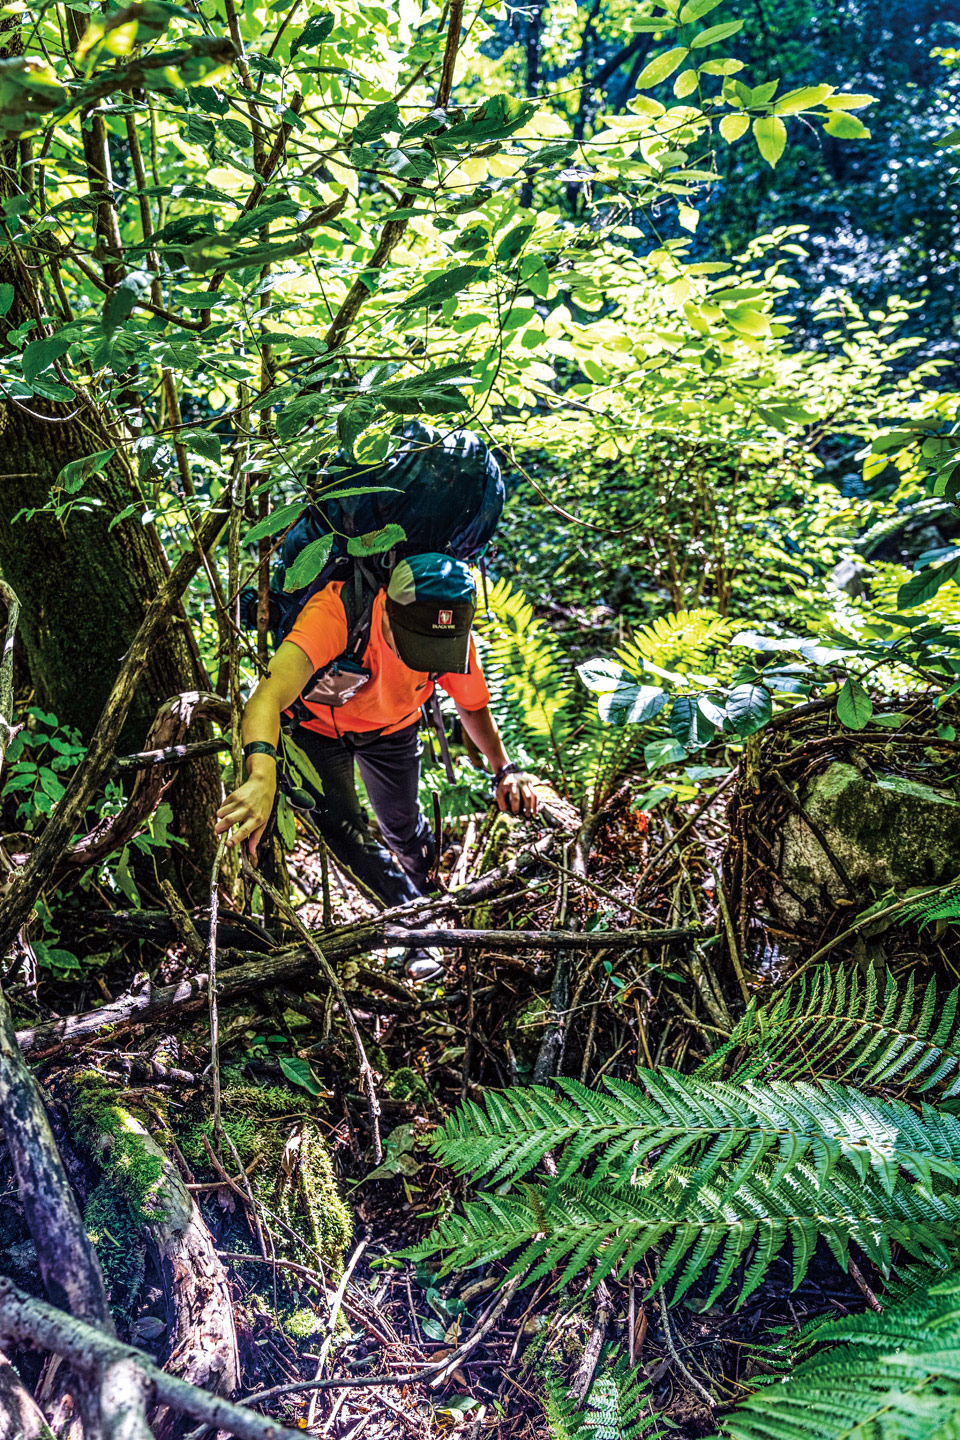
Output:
(720, 1274), (960, 1440)
(434, 1072), (960, 1199)
(897, 879), (960, 929)
(545, 1353), (665, 1439)
(698, 965), (960, 1097)
(475, 575), (645, 803)
(619, 609), (736, 678)
(407, 1159), (960, 1308)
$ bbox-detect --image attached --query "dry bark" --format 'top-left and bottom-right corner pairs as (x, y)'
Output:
(16, 922), (697, 1058)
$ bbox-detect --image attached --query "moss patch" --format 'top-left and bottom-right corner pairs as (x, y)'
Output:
(177, 1070), (352, 1276)
(69, 1073), (169, 1306)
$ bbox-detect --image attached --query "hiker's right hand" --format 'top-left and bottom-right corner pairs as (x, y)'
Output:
(214, 773), (275, 861)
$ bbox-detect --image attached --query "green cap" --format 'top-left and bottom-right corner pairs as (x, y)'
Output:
(385, 554), (477, 673)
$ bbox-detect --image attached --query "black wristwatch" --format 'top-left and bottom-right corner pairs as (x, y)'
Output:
(243, 741), (278, 762)
(491, 760), (521, 791)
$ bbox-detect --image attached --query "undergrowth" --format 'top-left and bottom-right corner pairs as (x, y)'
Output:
(407, 964), (960, 1438)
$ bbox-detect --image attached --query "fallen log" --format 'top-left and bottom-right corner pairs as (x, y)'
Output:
(16, 923), (703, 1058)
(0, 1277), (318, 1440)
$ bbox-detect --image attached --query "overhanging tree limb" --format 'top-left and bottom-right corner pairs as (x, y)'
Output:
(0, 503), (228, 955)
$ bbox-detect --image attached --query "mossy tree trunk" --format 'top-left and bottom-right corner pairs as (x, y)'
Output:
(0, 418), (223, 885)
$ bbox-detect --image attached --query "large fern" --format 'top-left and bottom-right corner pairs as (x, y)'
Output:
(409, 1146), (960, 1308)
(618, 608), (737, 679)
(716, 1274), (960, 1440)
(545, 1353), (664, 1439)
(698, 965), (960, 1098)
(475, 576), (645, 806)
(436, 1071), (960, 1199)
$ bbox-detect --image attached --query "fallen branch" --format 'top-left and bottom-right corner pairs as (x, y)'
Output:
(67, 692), (232, 869)
(380, 925), (705, 951)
(18, 841), (560, 1056)
(0, 988), (126, 1438)
(0, 1277), (320, 1440)
(16, 923), (703, 1057)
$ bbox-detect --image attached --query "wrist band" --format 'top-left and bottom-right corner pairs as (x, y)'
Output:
(243, 741), (278, 762)
(492, 760), (520, 790)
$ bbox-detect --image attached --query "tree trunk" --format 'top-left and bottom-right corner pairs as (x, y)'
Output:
(0, 433), (222, 881)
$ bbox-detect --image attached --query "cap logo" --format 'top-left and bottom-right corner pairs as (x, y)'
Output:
(438, 609), (454, 627)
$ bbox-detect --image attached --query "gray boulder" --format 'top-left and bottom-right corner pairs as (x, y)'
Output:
(774, 761), (960, 923)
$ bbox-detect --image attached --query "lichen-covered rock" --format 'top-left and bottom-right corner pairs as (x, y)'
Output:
(775, 762), (960, 923)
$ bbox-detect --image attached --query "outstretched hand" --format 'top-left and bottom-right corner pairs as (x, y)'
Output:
(496, 770), (539, 817)
(214, 773), (276, 861)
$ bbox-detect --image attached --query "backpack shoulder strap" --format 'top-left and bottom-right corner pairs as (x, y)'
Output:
(339, 560), (380, 661)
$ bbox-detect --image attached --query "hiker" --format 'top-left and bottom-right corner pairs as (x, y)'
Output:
(215, 553), (537, 977)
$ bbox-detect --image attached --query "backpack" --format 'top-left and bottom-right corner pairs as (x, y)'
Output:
(244, 423), (505, 710)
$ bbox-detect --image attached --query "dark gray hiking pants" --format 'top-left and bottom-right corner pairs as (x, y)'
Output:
(290, 720), (434, 906)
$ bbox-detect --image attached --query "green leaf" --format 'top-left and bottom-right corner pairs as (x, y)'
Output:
(719, 112), (749, 143)
(57, 448), (115, 495)
(773, 84), (835, 114)
(22, 334), (72, 383)
(644, 737), (686, 771)
(291, 10), (333, 56)
(496, 222), (535, 264)
(113, 846), (140, 907)
(276, 792), (297, 850)
(337, 394), (382, 457)
(599, 684), (668, 726)
(179, 429), (221, 464)
(898, 557), (960, 610)
(823, 92), (876, 111)
(281, 734), (325, 798)
(0, 283), (13, 316)
(636, 47), (689, 90)
(279, 1053), (323, 1095)
(836, 678), (873, 731)
(282, 534), (333, 592)
(103, 270), (153, 334)
(243, 501), (304, 547)
(352, 100), (399, 145)
(678, 0), (723, 20)
(669, 695), (717, 750)
(690, 19), (743, 47)
(725, 684), (772, 736)
(347, 523), (406, 557)
(674, 68), (699, 99)
(399, 265), (488, 310)
(823, 110), (871, 140)
(577, 658), (625, 693)
(753, 114), (787, 168)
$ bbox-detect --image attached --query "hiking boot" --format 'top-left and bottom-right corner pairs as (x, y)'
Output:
(403, 946), (444, 983)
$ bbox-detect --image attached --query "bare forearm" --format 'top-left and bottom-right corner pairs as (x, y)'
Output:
(242, 686), (282, 750)
(455, 704), (509, 773)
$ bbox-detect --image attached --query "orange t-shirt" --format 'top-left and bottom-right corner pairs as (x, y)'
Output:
(284, 581), (490, 738)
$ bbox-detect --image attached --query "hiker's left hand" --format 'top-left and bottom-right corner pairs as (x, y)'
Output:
(497, 770), (539, 817)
